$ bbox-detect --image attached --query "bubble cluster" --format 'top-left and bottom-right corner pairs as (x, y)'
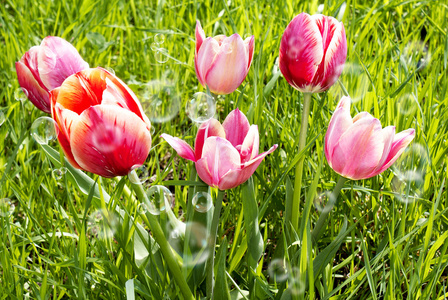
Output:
(186, 92), (216, 123)
(191, 191), (213, 213)
(30, 117), (59, 145)
(14, 88), (28, 102)
(53, 167), (67, 181)
(87, 209), (119, 240)
(0, 198), (15, 217)
(138, 80), (180, 123)
(150, 34), (169, 64)
(128, 164), (149, 185)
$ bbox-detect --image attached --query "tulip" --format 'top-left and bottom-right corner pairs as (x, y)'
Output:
(194, 21), (254, 95)
(15, 36), (89, 113)
(50, 67), (152, 178)
(325, 97), (415, 180)
(161, 109), (277, 190)
(279, 13), (347, 93)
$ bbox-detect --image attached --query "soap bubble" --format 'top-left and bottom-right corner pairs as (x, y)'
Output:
(268, 259), (289, 283)
(154, 48), (169, 64)
(14, 87), (28, 102)
(138, 80), (180, 123)
(154, 34), (165, 44)
(128, 164), (149, 185)
(0, 111), (5, 127)
(400, 41), (430, 72)
(331, 63), (370, 103)
(105, 67), (115, 75)
(397, 93), (418, 116)
(30, 117), (59, 145)
(52, 167), (67, 181)
(143, 185), (173, 215)
(192, 191), (213, 213)
(87, 209), (119, 240)
(186, 92), (216, 123)
(313, 191), (335, 213)
(150, 42), (159, 52)
(0, 198), (15, 217)
(289, 267), (306, 296)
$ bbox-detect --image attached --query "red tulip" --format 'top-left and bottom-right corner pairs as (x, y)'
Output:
(50, 68), (152, 178)
(279, 13), (347, 93)
(15, 36), (89, 113)
(325, 97), (415, 180)
(161, 109), (277, 190)
(195, 21), (254, 95)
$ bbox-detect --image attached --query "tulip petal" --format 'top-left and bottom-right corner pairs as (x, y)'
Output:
(222, 108), (250, 147)
(161, 133), (196, 162)
(368, 126), (395, 176)
(15, 61), (51, 113)
(279, 13), (323, 92)
(194, 118), (226, 159)
(371, 128), (416, 176)
(195, 37), (220, 87)
(244, 35), (255, 69)
(325, 96), (352, 162)
(195, 20), (206, 54)
(38, 37), (89, 90)
(240, 125), (259, 163)
(195, 158), (215, 188)
(218, 144), (277, 190)
(204, 34), (249, 94)
(331, 116), (384, 180)
(70, 105), (151, 178)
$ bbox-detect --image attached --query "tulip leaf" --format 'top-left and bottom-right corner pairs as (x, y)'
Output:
(214, 236), (231, 300)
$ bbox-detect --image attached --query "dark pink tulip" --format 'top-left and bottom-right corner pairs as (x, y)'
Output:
(161, 109), (277, 190)
(325, 97), (415, 180)
(279, 13), (347, 93)
(50, 68), (152, 178)
(195, 21), (254, 95)
(15, 36), (89, 113)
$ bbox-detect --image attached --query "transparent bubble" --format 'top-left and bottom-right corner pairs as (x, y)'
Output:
(143, 185), (173, 215)
(313, 191), (335, 213)
(154, 34), (165, 44)
(192, 191), (213, 213)
(150, 42), (160, 52)
(0, 111), (5, 127)
(390, 143), (428, 204)
(0, 198), (15, 217)
(397, 93), (417, 116)
(186, 92), (216, 123)
(105, 67), (115, 75)
(400, 41), (430, 72)
(30, 117), (59, 145)
(14, 87), (28, 102)
(268, 259), (289, 283)
(154, 48), (169, 64)
(128, 164), (149, 185)
(331, 63), (370, 103)
(168, 221), (210, 267)
(138, 81), (180, 123)
(289, 267), (306, 296)
(52, 167), (67, 181)
(90, 122), (122, 153)
(87, 209), (119, 240)
(221, 41), (233, 54)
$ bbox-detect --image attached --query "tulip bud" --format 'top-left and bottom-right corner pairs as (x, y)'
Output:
(194, 21), (254, 95)
(325, 97), (415, 180)
(279, 13), (347, 93)
(162, 108), (277, 190)
(50, 68), (152, 178)
(15, 36), (89, 113)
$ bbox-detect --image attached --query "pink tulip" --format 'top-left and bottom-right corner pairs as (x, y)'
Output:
(161, 109), (277, 190)
(194, 21), (254, 95)
(15, 36), (89, 113)
(325, 97), (415, 180)
(50, 67), (152, 178)
(279, 13), (347, 93)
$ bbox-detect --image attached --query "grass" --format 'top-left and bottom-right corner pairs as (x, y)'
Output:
(1, 0), (448, 299)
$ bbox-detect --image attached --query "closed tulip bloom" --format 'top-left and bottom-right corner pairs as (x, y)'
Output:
(50, 68), (152, 178)
(161, 109), (277, 190)
(15, 36), (89, 113)
(279, 13), (347, 93)
(325, 97), (415, 180)
(195, 21), (254, 95)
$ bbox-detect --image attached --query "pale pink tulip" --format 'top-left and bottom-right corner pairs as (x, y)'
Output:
(161, 109), (277, 190)
(325, 97), (415, 180)
(16, 36), (89, 113)
(50, 67), (152, 178)
(195, 21), (254, 95)
(279, 13), (347, 93)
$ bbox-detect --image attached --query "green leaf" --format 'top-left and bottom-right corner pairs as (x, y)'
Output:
(214, 237), (231, 300)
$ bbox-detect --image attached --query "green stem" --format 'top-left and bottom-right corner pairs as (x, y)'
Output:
(311, 176), (347, 243)
(290, 92), (312, 232)
(206, 189), (225, 299)
(128, 171), (194, 300)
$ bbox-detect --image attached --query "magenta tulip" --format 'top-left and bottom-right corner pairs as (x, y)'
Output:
(279, 13), (347, 93)
(325, 97), (415, 180)
(161, 109), (277, 190)
(50, 68), (152, 178)
(15, 36), (89, 113)
(194, 21), (254, 95)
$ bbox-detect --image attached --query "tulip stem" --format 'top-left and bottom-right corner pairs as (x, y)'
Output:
(311, 176), (347, 243)
(291, 92), (312, 233)
(206, 189), (225, 299)
(128, 171), (194, 300)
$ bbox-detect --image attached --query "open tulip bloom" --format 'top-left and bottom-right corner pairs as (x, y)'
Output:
(195, 21), (254, 95)
(50, 67), (152, 178)
(16, 36), (89, 113)
(325, 97), (415, 180)
(161, 108), (277, 190)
